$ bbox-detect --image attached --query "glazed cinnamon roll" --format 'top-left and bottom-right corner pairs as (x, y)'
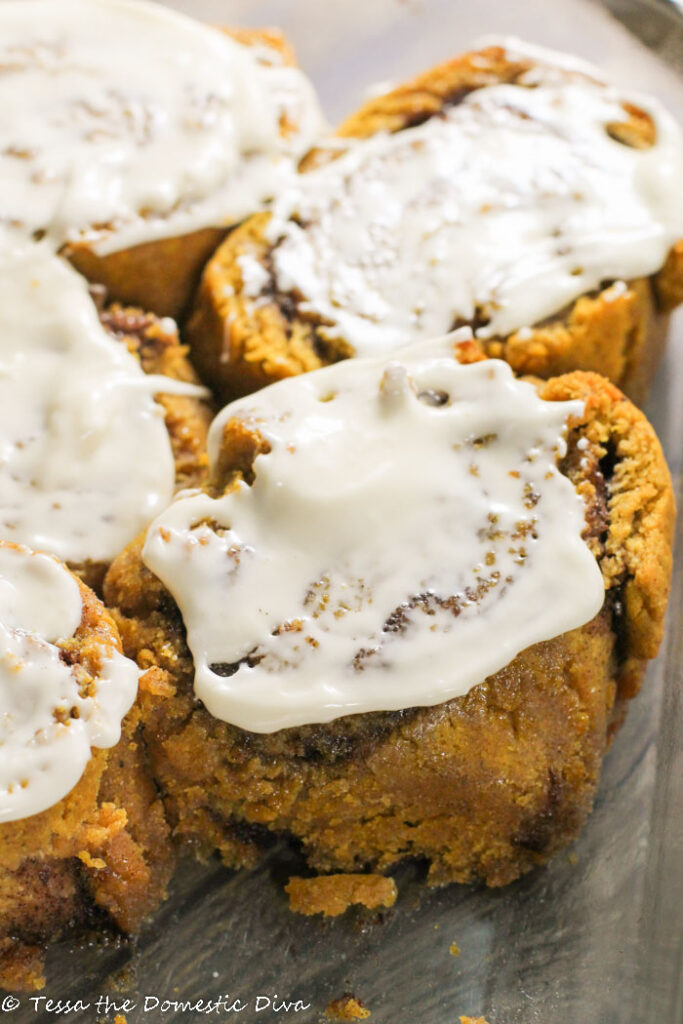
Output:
(187, 39), (683, 404)
(0, 0), (324, 318)
(0, 542), (172, 991)
(103, 337), (674, 892)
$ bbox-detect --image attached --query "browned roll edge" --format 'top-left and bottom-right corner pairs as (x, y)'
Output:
(0, 546), (173, 991)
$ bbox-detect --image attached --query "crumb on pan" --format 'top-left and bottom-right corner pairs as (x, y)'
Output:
(0, 939), (45, 991)
(324, 994), (371, 1020)
(285, 874), (397, 917)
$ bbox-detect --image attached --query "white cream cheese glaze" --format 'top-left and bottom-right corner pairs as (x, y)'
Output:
(142, 335), (605, 733)
(258, 40), (683, 355)
(0, 544), (138, 823)
(0, 239), (205, 564)
(0, 0), (324, 253)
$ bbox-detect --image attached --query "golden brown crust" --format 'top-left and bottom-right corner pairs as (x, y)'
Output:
(186, 45), (683, 404)
(71, 304), (213, 593)
(654, 239), (683, 311)
(100, 305), (213, 491)
(334, 45), (533, 140)
(285, 874), (397, 917)
(102, 368), (674, 894)
(64, 227), (228, 323)
(0, 546), (173, 991)
(186, 211), (335, 401)
(333, 47), (653, 144)
(221, 27), (298, 68)
(480, 280), (669, 408)
(539, 371), (675, 675)
(62, 29), (301, 320)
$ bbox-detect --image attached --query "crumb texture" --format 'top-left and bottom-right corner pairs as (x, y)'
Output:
(285, 874), (397, 917)
(324, 995), (371, 1020)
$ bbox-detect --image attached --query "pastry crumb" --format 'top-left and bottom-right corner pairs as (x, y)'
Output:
(324, 994), (371, 1020)
(286, 873), (396, 917)
(0, 940), (45, 991)
(459, 1017), (490, 1024)
(78, 850), (107, 870)
(449, 940), (461, 956)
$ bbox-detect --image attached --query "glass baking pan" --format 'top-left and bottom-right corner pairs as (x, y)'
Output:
(10, 1), (682, 1021)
